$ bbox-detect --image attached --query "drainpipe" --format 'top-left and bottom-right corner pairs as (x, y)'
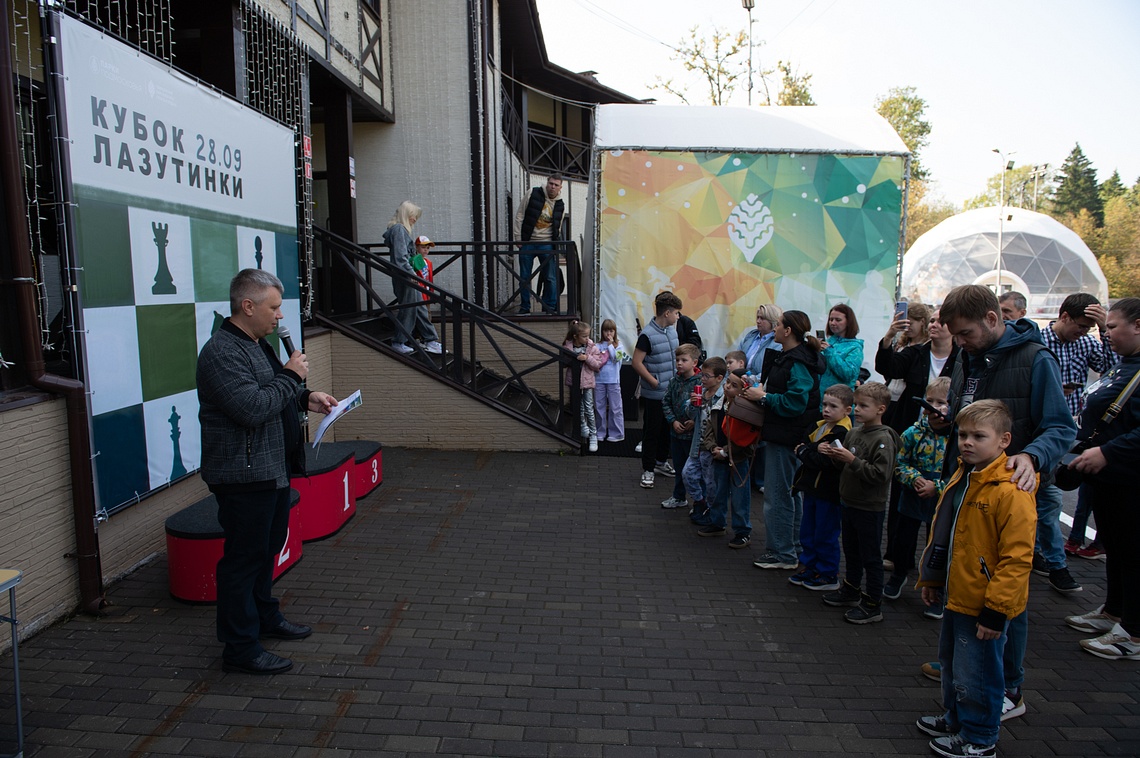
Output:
(0, 5), (106, 614)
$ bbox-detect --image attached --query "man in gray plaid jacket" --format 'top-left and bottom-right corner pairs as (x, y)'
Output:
(197, 269), (336, 675)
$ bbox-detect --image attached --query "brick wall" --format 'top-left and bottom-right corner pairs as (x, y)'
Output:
(0, 398), (80, 641)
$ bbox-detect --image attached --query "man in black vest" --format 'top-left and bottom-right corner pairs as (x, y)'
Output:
(513, 175), (564, 314)
(935, 284), (1076, 720)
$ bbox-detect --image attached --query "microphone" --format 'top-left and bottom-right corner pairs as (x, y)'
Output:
(277, 324), (297, 358)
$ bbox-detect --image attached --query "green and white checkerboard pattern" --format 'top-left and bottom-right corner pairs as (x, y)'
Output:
(75, 188), (300, 511)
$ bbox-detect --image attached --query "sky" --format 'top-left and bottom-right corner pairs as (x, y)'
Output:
(532, 0), (1140, 207)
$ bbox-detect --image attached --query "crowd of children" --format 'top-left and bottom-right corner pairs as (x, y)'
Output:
(572, 292), (1043, 758)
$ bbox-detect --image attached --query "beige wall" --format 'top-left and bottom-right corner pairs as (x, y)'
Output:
(324, 331), (569, 451)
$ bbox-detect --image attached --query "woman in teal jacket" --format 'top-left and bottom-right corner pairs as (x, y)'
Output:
(820, 303), (864, 392)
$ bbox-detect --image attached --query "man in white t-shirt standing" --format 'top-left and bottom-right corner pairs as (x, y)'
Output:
(513, 175), (564, 314)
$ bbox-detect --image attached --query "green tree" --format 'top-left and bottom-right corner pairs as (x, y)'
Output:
(905, 179), (956, 247)
(649, 26), (750, 106)
(964, 166), (1052, 210)
(1053, 143), (1103, 225)
(875, 86), (931, 181)
(1100, 169), (1126, 204)
(773, 61), (815, 106)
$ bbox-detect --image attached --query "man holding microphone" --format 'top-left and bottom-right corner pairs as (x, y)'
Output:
(197, 269), (336, 674)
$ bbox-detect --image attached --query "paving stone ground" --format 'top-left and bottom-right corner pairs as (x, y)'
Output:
(0, 447), (1135, 757)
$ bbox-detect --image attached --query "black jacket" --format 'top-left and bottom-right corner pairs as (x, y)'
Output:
(876, 341), (959, 433)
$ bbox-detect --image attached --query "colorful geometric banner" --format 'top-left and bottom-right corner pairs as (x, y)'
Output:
(597, 149), (905, 360)
(57, 14), (299, 512)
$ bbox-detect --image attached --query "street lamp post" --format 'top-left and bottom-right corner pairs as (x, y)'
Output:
(742, 0), (754, 106)
(992, 149), (1015, 294)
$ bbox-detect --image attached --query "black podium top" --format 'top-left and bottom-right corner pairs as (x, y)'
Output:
(165, 489), (300, 540)
(306, 440), (381, 472)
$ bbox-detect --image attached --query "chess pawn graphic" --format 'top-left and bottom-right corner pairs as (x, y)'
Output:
(254, 235), (264, 269)
(151, 221), (177, 295)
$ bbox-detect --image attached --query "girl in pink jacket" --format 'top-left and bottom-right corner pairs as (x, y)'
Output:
(564, 321), (607, 452)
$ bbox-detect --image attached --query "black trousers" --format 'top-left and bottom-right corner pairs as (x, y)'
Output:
(842, 506), (886, 602)
(1089, 478), (1140, 637)
(640, 397), (671, 472)
(215, 487), (290, 662)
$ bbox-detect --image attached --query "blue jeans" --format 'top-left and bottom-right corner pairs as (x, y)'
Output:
(682, 451), (715, 505)
(940, 609), (1007, 747)
(518, 243), (557, 312)
(708, 456), (752, 538)
(763, 442), (801, 563)
(1067, 483), (1094, 544)
(751, 443), (766, 489)
(215, 487), (290, 663)
(800, 493), (841, 576)
(1035, 484), (1067, 571)
(841, 506), (885, 600)
(1002, 609), (1027, 691)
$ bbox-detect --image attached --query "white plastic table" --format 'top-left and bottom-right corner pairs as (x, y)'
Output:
(0, 569), (22, 758)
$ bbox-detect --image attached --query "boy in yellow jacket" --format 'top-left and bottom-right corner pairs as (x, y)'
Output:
(914, 400), (1037, 758)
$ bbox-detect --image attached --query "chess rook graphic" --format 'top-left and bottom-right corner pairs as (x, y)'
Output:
(726, 193), (775, 264)
(151, 221), (176, 294)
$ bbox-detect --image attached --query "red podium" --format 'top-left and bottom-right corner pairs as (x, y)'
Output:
(164, 489), (302, 603)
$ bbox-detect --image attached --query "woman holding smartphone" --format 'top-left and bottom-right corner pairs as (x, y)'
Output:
(875, 303), (958, 434)
(819, 303), (864, 393)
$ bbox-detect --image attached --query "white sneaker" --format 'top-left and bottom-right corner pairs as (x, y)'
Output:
(654, 460), (676, 477)
(588, 435), (598, 452)
(422, 340), (443, 354)
(1000, 690), (1026, 721)
(660, 496), (686, 509)
(610, 435), (625, 442)
(1080, 623), (1140, 660)
(1066, 605), (1118, 634)
(640, 471), (654, 489)
(391, 342), (415, 354)
(634, 441), (643, 453)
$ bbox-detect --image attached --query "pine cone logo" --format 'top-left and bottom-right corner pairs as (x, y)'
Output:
(727, 194), (775, 264)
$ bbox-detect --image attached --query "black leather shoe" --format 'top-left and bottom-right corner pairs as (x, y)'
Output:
(222, 651), (293, 675)
(261, 619), (313, 640)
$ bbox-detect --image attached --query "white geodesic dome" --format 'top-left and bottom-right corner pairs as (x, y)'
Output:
(901, 206), (1109, 320)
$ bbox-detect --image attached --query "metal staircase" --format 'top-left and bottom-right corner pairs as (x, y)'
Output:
(312, 227), (581, 448)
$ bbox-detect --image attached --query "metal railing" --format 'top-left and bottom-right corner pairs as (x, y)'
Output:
(313, 227), (581, 446)
(357, 238), (581, 318)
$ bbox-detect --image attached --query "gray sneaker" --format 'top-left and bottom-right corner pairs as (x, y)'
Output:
(1066, 605), (1117, 634)
(654, 460), (676, 477)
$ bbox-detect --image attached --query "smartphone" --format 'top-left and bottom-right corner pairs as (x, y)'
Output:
(815, 329), (826, 339)
(832, 439), (844, 449)
(894, 300), (908, 322)
(914, 396), (949, 421)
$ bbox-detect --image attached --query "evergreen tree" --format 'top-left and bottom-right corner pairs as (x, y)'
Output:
(1053, 143), (1103, 225)
(1100, 169), (1126, 204)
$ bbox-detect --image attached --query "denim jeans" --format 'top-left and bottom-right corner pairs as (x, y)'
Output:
(215, 487), (290, 663)
(682, 451), (716, 504)
(518, 243), (557, 312)
(940, 609), (1007, 747)
(751, 442), (766, 489)
(1034, 484), (1068, 571)
(841, 506), (885, 601)
(1067, 483), (1094, 544)
(800, 493), (842, 576)
(1002, 609), (1027, 691)
(762, 442), (801, 563)
(708, 455), (752, 538)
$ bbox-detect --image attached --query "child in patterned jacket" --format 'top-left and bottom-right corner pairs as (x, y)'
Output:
(884, 376), (953, 611)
